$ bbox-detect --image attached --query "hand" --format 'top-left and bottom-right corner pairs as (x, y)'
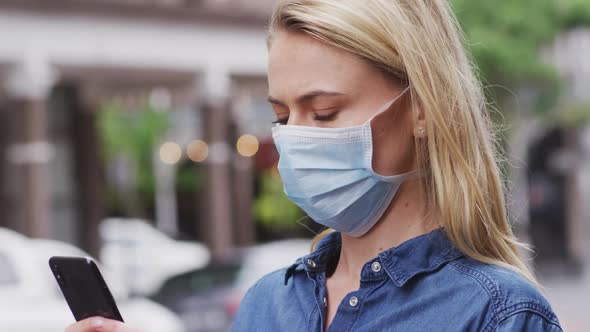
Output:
(65, 317), (142, 332)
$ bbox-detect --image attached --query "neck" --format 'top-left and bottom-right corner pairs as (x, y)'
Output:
(332, 178), (434, 284)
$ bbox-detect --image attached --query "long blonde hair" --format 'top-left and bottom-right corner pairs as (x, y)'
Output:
(267, 0), (538, 286)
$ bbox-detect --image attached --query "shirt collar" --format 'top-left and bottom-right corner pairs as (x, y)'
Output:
(284, 228), (464, 287)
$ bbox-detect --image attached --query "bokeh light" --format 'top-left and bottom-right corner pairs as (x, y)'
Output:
(187, 140), (209, 162)
(236, 134), (259, 157)
(159, 142), (182, 165)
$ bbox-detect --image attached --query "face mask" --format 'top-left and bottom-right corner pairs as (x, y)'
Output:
(271, 87), (421, 237)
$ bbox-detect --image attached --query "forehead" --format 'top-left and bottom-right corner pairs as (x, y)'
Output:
(267, 31), (381, 95)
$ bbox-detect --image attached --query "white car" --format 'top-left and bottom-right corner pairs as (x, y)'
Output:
(0, 228), (186, 332)
(99, 218), (211, 296)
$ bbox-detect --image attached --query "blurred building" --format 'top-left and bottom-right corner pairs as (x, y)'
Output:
(509, 27), (590, 272)
(0, 0), (278, 258)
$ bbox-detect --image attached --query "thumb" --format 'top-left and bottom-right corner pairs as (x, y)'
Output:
(100, 318), (142, 332)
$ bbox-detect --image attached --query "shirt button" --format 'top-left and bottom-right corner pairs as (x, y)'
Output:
(349, 296), (359, 307)
(323, 296), (327, 307)
(371, 262), (382, 273)
(307, 258), (317, 268)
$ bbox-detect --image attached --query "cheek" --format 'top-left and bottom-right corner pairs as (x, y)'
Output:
(371, 112), (416, 176)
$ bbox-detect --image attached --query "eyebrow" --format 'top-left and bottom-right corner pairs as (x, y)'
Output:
(267, 90), (345, 107)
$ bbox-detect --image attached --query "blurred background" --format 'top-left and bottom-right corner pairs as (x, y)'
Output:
(0, 0), (588, 331)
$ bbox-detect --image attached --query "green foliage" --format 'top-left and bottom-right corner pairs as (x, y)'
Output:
(450, 0), (590, 110)
(452, 0), (559, 85)
(552, 103), (590, 128)
(99, 101), (169, 160)
(254, 170), (305, 230)
(98, 100), (170, 207)
(176, 164), (205, 193)
(560, 0), (590, 28)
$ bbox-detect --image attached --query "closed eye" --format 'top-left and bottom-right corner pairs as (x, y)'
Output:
(271, 111), (339, 126)
(313, 112), (338, 122)
(272, 117), (289, 125)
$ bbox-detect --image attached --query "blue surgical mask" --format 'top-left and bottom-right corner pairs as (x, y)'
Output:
(271, 87), (421, 237)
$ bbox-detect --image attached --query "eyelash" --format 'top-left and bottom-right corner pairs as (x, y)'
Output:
(272, 112), (339, 125)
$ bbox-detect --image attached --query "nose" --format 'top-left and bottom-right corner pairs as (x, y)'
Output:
(286, 111), (313, 127)
(286, 112), (301, 126)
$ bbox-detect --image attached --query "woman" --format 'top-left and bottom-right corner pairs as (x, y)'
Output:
(67, 0), (562, 331)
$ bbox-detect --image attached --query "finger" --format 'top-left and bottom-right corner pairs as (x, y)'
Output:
(101, 319), (141, 332)
(65, 317), (106, 332)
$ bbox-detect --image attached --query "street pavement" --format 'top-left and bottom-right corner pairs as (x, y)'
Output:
(542, 258), (590, 331)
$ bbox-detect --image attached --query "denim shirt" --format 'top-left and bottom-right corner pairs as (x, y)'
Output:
(232, 228), (562, 332)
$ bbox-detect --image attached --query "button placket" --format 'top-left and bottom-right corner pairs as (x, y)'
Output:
(310, 273), (328, 331)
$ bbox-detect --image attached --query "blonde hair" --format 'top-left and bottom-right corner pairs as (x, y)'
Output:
(267, 0), (538, 286)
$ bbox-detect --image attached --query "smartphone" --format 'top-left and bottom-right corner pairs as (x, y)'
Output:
(49, 256), (124, 323)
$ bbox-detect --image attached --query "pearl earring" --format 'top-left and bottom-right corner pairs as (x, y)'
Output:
(416, 127), (426, 137)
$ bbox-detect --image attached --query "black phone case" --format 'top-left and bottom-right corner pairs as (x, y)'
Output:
(49, 256), (124, 322)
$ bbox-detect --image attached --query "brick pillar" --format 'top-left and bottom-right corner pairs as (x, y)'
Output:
(202, 98), (234, 259)
(2, 54), (56, 238)
(233, 154), (256, 246)
(66, 83), (105, 257)
(199, 69), (234, 259)
(0, 99), (14, 229)
(5, 98), (52, 237)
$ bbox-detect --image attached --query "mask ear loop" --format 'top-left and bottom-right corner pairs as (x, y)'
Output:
(294, 214), (321, 235)
(364, 86), (411, 125)
(366, 86), (416, 179)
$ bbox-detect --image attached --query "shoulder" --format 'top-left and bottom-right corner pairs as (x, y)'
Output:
(232, 266), (312, 331)
(445, 256), (562, 331)
(231, 268), (286, 328)
(243, 267), (289, 297)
